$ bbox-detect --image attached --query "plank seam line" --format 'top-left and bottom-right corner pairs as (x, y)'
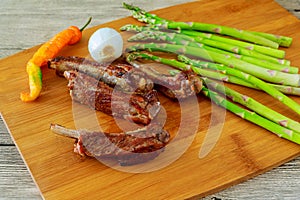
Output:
(0, 144), (15, 147)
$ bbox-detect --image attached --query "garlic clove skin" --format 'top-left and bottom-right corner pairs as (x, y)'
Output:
(88, 27), (123, 63)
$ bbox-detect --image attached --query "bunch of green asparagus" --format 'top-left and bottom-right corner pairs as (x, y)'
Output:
(121, 2), (300, 145)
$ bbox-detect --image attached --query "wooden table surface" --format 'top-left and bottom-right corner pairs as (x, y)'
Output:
(1, 0), (300, 199)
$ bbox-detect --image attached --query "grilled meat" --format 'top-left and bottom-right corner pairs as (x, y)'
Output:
(140, 66), (202, 99)
(126, 54), (203, 99)
(48, 56), (154, 93)
(50, 123), (170, 166)
(49, 55), (202, 99)
(64, 70), (160, 125)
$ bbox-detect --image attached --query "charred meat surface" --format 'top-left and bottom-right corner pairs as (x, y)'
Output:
(50, 123), (170, 166)
(126, 56), (203, 99)
(148, 68), (203, 99)
(48, 56), (154, 93)
(64, 70), (160, 125)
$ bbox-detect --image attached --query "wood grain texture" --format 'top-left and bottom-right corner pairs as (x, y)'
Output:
(0, 145), (42, 199)
(0, 0), (300, 199)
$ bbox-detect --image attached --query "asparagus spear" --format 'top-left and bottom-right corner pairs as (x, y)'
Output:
(165, 22), (279, 48)
(203, 77), (300, 132)
(249, 31), (293, 47)
(178, 55), (300, 115)
(201, 86), (300, 145)
(192, 35), (290, 66)
(202, 45), (294, 73)
(178, 29), (286, 59)
(128, 30), (296, 73)
(126, 43), (300, 86)
(123, 2), (169, 24)
(122, 2), (292, 48)
(125, 51), (300, 145)
(192, 66), (300, 96)
(128, 30), (284, 64)
(121, 24), (286, 59)
(130, 9), (278, 48)
(270, 84), (300, 96)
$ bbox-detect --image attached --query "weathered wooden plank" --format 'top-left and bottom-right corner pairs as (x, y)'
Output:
(0, 116), (15, 145)
(276, 0), (300, 18)
(204, 157), (300, 199)
(0, 145), (42, 199)
(0, 0), (195, 58)
(276, 0), (300, 10)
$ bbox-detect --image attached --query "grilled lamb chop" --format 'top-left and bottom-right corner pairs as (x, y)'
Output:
(139, 66), (202, 99)
(50, 123), (170, 166)
(126, 53), (203, 99)
(64, 70), (160, 125)
(49, 55), (202, 99)
(48, 56), (154, 93)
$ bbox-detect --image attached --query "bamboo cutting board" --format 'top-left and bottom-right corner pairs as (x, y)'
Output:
(1, 0), (300, 199)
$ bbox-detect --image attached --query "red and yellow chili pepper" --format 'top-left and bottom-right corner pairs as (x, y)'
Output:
(20, 17), (92, 102)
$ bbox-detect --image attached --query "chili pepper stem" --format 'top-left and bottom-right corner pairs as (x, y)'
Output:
(80, 17), (92, 32)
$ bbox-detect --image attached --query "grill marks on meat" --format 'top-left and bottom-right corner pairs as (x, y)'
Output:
(126, 58), (203, 99)
(48, 56), (154, 93)
(48, 55), (202, 165)
(50, 123), (170, 166)
(142, 66), (203, 99)
(64, 70), (160, 125)
(48, 56), (202, 99)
